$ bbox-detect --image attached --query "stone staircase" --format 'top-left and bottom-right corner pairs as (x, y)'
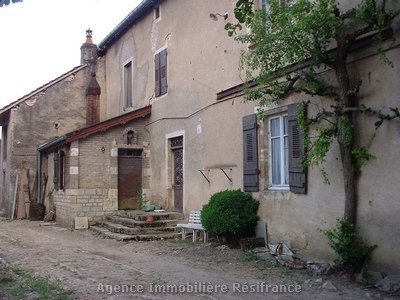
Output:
(91, 210), (185, 241)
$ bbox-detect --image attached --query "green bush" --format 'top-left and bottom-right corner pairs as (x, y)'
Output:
(201, 189), (259, 237)
(321, 218), (377, 273)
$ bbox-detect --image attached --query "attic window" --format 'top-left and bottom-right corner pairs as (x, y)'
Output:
(155, 6), (160, 19)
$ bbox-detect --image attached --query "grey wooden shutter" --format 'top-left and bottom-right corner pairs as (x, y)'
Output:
(59, 151), (65, 190)
(288, 103), (307, 194)
(154, 53), (160, 97)
(53, 152), (59, 190)
(243, 114), (259, 192)
(160, 49), (168, 95)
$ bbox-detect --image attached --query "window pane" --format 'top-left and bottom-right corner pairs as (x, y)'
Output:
(283, 116), (288, 135)
(271, 118), (280, 137)
(284, 136), (289, 184)
(271, 138), (281, 185)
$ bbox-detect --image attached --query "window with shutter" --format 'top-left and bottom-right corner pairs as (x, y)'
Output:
(160, 49), (168, 95)
(154, 48), (167, 97)
(243, 114), (259, 192)
(53, 152), (59, 190)
(269, 114), (289, 187)
(59, 151), (65, 191)
(123, 61), (133, 108)
(154, 53), (160, 97)
(288, 103), (307, 194)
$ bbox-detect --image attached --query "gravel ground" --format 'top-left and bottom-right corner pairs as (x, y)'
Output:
(0, 219), (397, 300)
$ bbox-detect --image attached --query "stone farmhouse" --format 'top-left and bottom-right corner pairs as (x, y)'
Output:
(0, 0), (399, 273)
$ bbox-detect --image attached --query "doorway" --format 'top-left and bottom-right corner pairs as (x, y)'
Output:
(118, 149), (142, 210)
(170, 136), (183, 212)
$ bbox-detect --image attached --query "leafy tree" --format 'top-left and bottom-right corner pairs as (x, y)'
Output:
(0, 0), (22, 7)
(227, 0), (400, 224)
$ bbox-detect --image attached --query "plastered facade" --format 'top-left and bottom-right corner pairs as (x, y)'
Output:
(100, 0), (400, 272)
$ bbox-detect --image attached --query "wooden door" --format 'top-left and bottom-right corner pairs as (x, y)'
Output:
(171, 137), (183, 212)
(118, 149), (142, 210)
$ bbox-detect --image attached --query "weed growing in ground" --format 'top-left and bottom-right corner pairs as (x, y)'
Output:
(0, 266), (72, 300)
(243, 250), (259, 262)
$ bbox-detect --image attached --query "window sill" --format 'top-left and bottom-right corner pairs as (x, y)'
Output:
(268, 186), (289, 191)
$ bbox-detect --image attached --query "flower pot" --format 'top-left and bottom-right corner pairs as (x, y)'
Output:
(146, 215), (154, 222)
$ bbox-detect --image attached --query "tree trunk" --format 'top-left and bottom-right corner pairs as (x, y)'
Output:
(336, 47), (357, 224)
(339, 141), (356, 224)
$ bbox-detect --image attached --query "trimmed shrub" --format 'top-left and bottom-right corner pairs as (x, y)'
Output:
(201, 189), (259, 237)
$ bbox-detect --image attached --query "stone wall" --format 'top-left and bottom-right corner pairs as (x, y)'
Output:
(52, 116), (150, 227)
(53, 188), (116, 227)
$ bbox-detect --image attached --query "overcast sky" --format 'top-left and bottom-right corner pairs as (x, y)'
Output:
(0, 0), (142, 108)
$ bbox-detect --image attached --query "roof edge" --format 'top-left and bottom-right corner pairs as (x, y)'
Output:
(98, 0), (161, 56)
(66, 105), (152, 143)
(217, 27), (394, 100)
(38, 136), (67, 153)
(0, 64), (88, 116)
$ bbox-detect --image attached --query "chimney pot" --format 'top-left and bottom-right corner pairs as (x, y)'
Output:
(86, 28), (93, 44)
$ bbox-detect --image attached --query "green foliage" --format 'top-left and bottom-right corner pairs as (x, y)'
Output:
(0, 267), (71, 299)
(136, 189), (147, 209)
(201, 189), (259, 237)
(296, 103), (335, 184)
(304, 124), (336, 168)
(352, 147), (376, 174)
(243, 250), (259, 262)
(322, 218), (377, 273)
(338, 116), (353, 147)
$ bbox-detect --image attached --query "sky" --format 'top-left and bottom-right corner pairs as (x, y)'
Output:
(0, 0), (142, 109)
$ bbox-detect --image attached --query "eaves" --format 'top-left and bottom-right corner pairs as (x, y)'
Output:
(37, 105), (152, 154)
(66, 105), (152, 143)
(216, 28), (394, 100)
(98, 0), (162, 56)
(0, 64), (88, 120)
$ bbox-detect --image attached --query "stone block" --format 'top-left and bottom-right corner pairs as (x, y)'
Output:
(70, 166), (79, 175)
(74, 216), (88, 229)
(70, 148), (79, 156)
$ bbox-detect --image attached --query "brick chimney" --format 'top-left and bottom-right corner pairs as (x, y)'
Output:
(86, 72), (101, 126)
(80, 28), (98, 65)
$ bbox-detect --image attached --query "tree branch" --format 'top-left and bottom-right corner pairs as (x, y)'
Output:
(342, 105), (400, 128)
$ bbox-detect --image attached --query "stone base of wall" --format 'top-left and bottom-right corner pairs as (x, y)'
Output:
(53, 188), (117, 227)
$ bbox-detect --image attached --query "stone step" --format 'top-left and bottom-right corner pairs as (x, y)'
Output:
(91, 225), (137, 241)
(106, 215), (180, 228)
(101, 221), (180, 235)
(135, 232), (181, 241)
(91, 225), (181, 241)
(113, 210), (185, 221)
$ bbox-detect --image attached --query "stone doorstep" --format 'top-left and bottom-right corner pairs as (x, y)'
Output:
(91, 210), (185, 242)
(105, 215), (180, 228)
(101, 221), (180, 235)
(114, 210), (185, 221)
(91, 225), (181, 241)
(90, 226), (137, 241)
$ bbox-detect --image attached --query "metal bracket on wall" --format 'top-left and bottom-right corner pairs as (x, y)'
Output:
(219, 168), (233, 182)
(198, 170), (210, 183)
(199, 166), (236, 183)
